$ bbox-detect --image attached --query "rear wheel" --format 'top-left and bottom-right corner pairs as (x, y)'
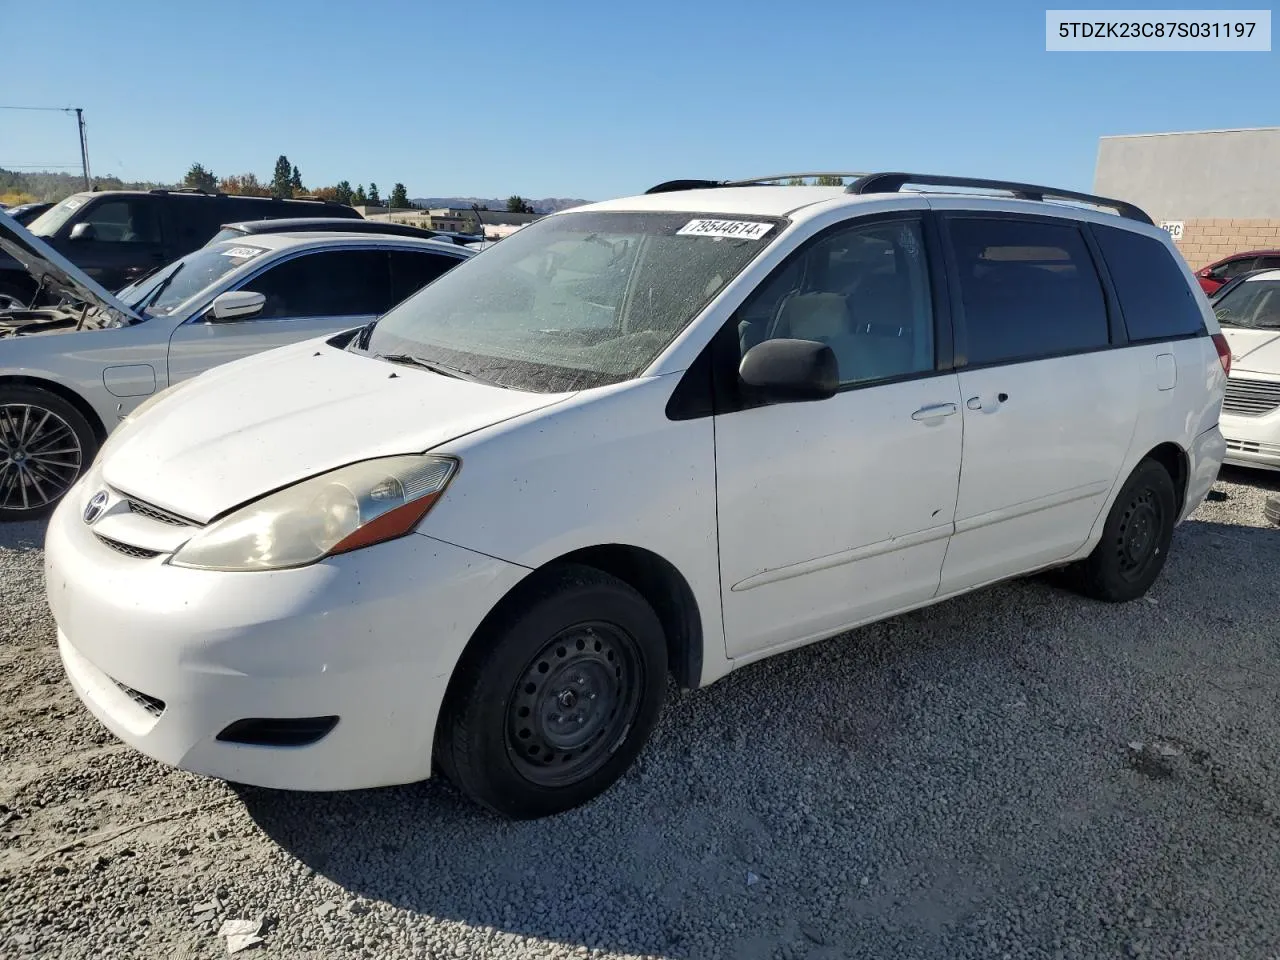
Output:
(436, 563), (667, 819)
(1070, 458), (1177, 602)
(0, 386), (98, 523)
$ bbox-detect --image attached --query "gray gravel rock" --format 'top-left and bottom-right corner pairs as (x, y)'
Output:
(1, 468), (1279, 959)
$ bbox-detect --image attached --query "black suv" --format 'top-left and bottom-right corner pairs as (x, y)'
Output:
(0, 189), (360, 308)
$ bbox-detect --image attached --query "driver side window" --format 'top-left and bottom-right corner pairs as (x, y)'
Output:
(736, 218), (935, 386)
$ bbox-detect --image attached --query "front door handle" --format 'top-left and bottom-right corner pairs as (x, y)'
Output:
(911, 402), (958, 421)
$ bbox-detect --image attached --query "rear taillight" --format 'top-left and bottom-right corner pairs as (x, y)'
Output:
(1212, 333), (1231, 377)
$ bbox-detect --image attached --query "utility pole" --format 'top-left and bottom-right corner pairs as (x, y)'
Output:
(75, 108), (91, 190)
(0, 104), (91, 189)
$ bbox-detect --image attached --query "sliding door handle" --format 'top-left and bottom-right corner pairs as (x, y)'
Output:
(911, 402), (958, 421)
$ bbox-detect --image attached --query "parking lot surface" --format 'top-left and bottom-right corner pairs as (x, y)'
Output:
(2, 469), (1278, 960)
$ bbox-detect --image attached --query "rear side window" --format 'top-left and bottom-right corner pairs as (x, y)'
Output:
(389, 250), (463, 305)
(947, 218), (1109, 366)
(1092, 225), (1205, 342)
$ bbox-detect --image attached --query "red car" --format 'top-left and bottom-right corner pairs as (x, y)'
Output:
(1195, 249), (1280, 295)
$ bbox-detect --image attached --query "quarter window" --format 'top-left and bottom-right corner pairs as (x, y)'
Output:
(948, 218), (1109, 366)
(735, 218), (936, 386)
(1092, 224), (1205, 342)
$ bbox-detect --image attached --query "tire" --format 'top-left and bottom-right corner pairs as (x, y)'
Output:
(0, 385), (99, 523)
(435, 563), (668, 819)
(0, 281), (32, 312)
(1265, 495), (1280, 527)
(1070, 458), (1177, 603)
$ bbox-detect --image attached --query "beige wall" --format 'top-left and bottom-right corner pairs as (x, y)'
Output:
(1168, 218), (1280, 270)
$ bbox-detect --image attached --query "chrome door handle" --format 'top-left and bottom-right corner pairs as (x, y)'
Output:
(911, 402), (958, 421)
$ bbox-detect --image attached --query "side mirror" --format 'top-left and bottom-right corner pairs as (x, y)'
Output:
(69, 222), (96, 241)
(207, 290), (266, 322)
(739, 338), (839, 404)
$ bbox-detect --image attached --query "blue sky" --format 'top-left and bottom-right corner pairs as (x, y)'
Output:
(3, 0), (1275, 200)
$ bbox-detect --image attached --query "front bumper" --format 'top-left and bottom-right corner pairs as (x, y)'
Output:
(1222, 408), (1280, 472)
(45, 483), (528, 791)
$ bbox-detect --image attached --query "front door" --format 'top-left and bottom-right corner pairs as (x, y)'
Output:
(714, 214), (964, 658)
(55, 196), (166, 290)
(936, 214), (1139, 594)
(167, 248), (391, 384)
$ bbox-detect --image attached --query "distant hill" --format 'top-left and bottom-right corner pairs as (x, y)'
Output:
(411, 197), (591, 215)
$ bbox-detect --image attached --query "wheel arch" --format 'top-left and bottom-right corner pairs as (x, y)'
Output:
(0, 374), (108, 443)
(1142, 440), (1190, 509)
(454, 542), (706, 693)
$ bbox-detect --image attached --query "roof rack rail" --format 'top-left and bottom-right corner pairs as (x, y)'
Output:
(644, 172), (870, 195)
(845, 172), (1153, 225)
(150, 187), (223, 197)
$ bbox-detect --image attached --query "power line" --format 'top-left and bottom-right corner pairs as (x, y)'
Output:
(0, 105), (91, 189)
(0, 105), (78, 112)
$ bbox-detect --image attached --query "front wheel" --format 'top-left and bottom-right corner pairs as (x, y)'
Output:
(436, 563), (668, 819)
(0, 386), (99, 523)
(1069, 458), (1177, 602)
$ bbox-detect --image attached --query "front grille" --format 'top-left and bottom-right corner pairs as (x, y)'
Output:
(111, 678), (165, 717)
(124, 496), (192, 527)
(1222, 378), (1280, 417)
(94, 534), (160, 559)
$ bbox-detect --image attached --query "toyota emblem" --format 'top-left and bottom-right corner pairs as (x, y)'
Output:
(83, 491), (109, 525)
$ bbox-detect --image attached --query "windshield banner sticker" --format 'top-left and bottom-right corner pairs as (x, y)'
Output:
(220, 246), (266, 260)
(676, 219), (773, 241)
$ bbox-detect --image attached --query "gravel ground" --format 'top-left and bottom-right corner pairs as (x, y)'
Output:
(2, 468), (1279, 960)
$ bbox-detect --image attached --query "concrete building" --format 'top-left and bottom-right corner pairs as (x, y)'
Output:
(1094, 127), (1280, 270)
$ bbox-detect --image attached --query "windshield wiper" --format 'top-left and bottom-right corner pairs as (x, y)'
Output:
(135, 262), (184, 313)
(375, 352), (486, 383)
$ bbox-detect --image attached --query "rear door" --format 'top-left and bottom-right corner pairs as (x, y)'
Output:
(387, 248), (467, 307)
(937, 212), (1139, 594)
(166, 247), (392, 383)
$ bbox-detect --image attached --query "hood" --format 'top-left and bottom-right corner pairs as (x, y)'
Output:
(101, 339), (573, 523)
(0, 210), (141, 325)
(1221, 326), (1280, 375)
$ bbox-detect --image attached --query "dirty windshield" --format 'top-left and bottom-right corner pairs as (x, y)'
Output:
(1214, 277), (1280, 329)
(364, 210), (782, 392)
(116, 243), (269, 317)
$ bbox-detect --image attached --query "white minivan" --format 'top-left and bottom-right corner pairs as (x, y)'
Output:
(45, 172), (1229, 819)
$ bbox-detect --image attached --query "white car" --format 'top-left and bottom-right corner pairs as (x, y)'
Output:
(45, 172), (1228, 819)
(0, 218), (473, 520)
(1211, 268), (1280, 470)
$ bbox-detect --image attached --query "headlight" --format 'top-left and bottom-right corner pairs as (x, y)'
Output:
(170, 455), (458, 572)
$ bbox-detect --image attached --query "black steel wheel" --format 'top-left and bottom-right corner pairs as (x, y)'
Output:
(1071, 458), (1177, 603)
(0, 386), (98, 522)
(436, 563), (668, 819)
(505, 621), (644, 788)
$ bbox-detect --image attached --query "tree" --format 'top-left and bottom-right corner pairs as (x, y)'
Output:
(353, 184), (368, 205)
(333, 180), (354, 205)
(367, 182), (381, 206)
(389, 182), (409, 209)
(815, 175), (844, 186)
(217, 173), (272, 197)
(271, 155), (293, 198)
(506, 195), (534, 214)
(290, 164), (303, 194)
(183, 163), (218, 192)
(786, 177), (805, 186)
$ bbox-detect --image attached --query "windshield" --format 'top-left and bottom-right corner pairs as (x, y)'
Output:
(116, 243), (270, 316)
(1214, 278), (1280, 329)
(27, 194), (91, 237)
(363, 210), (781, 392)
